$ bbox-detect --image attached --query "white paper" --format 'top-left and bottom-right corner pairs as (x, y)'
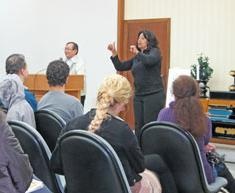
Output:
(165, 67), (190, 107)
(196, 65), (200, 80)
(26, 179), (44, 193)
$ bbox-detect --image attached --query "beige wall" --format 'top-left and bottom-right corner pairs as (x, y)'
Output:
(124, 0), (235, 91)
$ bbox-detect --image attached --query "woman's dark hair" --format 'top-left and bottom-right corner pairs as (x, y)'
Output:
(46, 60), (70, 86)
(136, 30), (159, 51)
(172, 75), (207, 138)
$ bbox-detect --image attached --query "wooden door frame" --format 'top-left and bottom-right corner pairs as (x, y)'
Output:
(117, 0), (125, 59)
(117, 0), (170, 72)
(123, 18), (171, 88)
(117, 0), (171, 127)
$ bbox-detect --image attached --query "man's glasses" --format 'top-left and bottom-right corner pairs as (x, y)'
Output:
(64, 47), (74, 51)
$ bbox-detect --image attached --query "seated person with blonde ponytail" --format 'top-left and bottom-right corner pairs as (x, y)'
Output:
(50, 74), (162, 193)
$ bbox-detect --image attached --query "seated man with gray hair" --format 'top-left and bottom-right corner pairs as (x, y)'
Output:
(5, 53), (37, 111)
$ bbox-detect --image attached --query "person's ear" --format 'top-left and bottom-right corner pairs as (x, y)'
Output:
(65, 77), (69, 84)
(19, 68), (28, 80)
(19, 68), (24, 75)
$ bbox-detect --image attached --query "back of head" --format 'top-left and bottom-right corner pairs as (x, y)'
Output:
(97, 74), (132, 106)
(172, 75), (206, 137)
(173, 75), (198, 99)
(0, 74), (25, 109)
(5, 54), (26, 75)
(88, 74), (132, 132)
(46, 60), (70, 87)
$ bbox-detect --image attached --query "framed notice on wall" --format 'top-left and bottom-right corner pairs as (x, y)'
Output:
(165, 67), (190, 107)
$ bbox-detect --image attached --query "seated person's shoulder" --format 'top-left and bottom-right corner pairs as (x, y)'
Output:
(65, 94), (83, 109)
(65, 93), (81, 102)
(66, 110), (91, 131)
(111, 115), (130, 130)
(0, 100), (8, 114)
(24, 89), (37, 111)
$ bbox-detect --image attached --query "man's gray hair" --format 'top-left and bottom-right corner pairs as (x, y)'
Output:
(5, 54), (26, 74)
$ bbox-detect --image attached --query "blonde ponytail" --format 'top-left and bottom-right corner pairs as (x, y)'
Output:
(88, 74), (132, 132)
(88, 92), (112, 132)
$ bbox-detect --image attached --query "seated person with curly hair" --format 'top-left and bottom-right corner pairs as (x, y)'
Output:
(38, 59), (83, 123)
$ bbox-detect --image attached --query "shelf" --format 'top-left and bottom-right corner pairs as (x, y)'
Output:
(210, 137), (235, 145)
(200, 97), (235, 145)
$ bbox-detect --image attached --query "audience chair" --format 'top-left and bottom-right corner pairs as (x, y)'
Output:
(8, 120), (64, 193)
(139, 121), (227, 193)
(59, 130), (132, 193)
(35, 109), (66, 151)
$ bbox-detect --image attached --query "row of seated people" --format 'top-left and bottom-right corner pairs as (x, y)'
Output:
(48, 74), (234, 193)
(47, 74), (234, 193)
(0, 73), (164, 193)
(0, 54), (84, 128)
(1, 53), (233, 192)
(1, 74), (172, 193)
(3, 109), (230, 193)
(0, 111), (53, 193)
(1, 110), (166, 193)
(0, 54), (82, 192)
(0, 54), (66, 192)
(44, 74), (234, 192)
(2, 75), (233, 192)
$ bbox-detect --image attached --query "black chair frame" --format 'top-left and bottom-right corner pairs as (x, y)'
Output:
(139, 121), (227, 193)
(8, 120), (64, 193)
(35, 109), (66, 151)
(59, 130), (131, 193)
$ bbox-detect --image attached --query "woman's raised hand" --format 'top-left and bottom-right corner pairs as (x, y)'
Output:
(107, 42), (117, 56)
(129, 45), (139, 55)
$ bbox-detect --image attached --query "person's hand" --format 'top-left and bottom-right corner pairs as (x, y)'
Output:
(129, 45), (139, 55)
(107, 42), (117, 57)
(205, 143), (216, 152)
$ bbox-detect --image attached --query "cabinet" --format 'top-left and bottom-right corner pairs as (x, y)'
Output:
(200, 98), (235, 145)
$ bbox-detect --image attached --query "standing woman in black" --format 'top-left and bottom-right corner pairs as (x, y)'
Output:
(107, 30), (165, 139)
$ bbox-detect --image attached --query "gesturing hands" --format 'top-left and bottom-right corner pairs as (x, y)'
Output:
(107, 42), (117, 57)
(108, 42), (139, 56)
(129, 45), (139, 55)
(205, 143), (216, 153)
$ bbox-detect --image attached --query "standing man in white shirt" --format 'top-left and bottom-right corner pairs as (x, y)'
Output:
(64, 41), (86, 106)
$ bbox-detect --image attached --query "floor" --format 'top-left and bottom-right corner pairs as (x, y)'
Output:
(215, 143), (235, 177)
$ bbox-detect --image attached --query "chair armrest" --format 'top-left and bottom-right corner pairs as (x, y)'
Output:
(207, 177), (227, 193)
